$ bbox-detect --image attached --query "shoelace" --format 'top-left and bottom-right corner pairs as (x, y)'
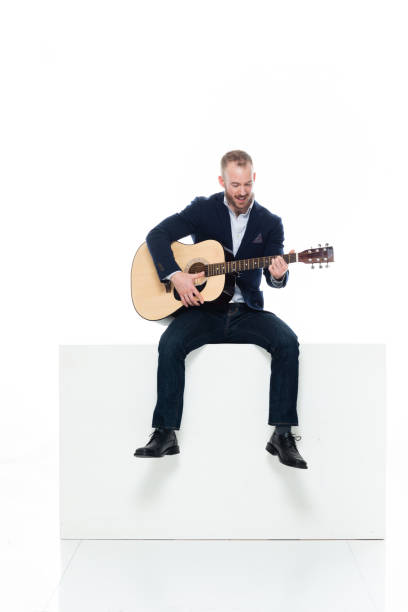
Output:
(148, 429), (162, 441)
(282, 433), (302, 446)
(149, 428), (171, 441)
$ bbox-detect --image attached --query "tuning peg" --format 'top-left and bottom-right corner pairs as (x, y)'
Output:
(326, 263), (329, 268)
(311, 263), (315, 269)
(325, 242), (329, 247)
(319, 263), (323, 268)
(318, 243), (322, 247)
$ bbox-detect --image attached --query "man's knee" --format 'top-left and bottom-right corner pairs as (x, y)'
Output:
(158, 329), (185, 357)
(275, 329), (299, 355)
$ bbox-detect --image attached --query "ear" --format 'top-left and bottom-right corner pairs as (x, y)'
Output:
(218, 175), (225, 188)
(253, 171), (256, 182)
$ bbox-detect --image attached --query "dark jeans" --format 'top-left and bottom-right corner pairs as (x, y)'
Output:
(152, 302), (299, 430)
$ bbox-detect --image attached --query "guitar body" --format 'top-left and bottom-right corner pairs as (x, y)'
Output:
(131, 240), (236, 320)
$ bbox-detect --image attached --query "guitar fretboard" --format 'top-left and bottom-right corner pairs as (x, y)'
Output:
(205, 253), (296, 277)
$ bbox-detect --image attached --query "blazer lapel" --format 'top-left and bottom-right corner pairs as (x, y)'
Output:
(235, 200), (261, 258)
(215, 193), (233, 252)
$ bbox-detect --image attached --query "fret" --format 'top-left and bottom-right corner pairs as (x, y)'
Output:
(201, 248), (332, 277)
(204, 253), (296, 277)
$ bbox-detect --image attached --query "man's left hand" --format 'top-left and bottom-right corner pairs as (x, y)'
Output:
(268, 249), (295, 280)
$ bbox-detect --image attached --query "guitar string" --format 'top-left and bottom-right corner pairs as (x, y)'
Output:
(205, 253), (296, 277)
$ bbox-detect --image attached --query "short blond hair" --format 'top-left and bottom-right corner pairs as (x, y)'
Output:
(220, 150), (253, 177)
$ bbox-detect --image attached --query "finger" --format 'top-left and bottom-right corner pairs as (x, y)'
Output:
(193, 289), (204, 304)
(191, 292), (201, 306)
(188, 292), (199, 306)
(270, 259), (287, 277)
(182, 293), (193, 307)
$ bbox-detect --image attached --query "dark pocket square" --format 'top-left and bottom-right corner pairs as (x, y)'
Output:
(252, 232), (263, 244)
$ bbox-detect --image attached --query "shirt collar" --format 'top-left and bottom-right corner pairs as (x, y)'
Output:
(223, 193), (254, 217)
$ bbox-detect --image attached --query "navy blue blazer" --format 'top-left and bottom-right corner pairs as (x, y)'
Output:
(145, 191), (288, 311)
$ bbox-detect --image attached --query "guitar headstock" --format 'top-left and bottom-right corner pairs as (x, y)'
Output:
(298, 244), (334, 268)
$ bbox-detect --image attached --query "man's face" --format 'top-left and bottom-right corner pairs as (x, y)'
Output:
(218, 162), (256, 215)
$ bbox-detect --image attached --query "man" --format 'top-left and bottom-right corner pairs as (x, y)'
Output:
(134, 150), (308, 469)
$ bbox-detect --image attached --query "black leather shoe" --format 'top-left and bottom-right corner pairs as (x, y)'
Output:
(134, 428), (180, 458)
(266, 431), (308, 469)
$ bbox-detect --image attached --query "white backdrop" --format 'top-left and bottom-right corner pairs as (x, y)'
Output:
(55, 35), (394, 346)
(1, 2), (407, 611)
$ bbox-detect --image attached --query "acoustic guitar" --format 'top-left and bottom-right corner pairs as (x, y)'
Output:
(131, 240), (334, 321)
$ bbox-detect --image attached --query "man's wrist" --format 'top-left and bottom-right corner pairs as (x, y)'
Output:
(163, 270), (181, 281)
(268, 270), (287, 286)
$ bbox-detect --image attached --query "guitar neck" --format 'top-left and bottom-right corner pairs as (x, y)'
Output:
(205, 253), (297, 278)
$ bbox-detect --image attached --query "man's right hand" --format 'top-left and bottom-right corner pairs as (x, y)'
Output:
(171, 271), (205, 307)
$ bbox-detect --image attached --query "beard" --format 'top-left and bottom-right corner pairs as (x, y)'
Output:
(225, 191), (255, 214)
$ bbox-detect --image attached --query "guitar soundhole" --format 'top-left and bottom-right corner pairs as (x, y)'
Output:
(188, 262), (206, 275)
(173, 261), (207, 302)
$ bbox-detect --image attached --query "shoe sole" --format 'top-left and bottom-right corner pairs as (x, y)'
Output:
(134, 445), (180, 458)
(266, 442), (308, 469)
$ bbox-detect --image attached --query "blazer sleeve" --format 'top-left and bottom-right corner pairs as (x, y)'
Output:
(146, 197), (203, 282)
(262, 214), (289, 289)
